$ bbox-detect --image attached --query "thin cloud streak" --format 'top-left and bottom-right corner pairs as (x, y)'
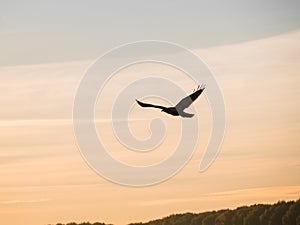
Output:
(139, 186), (300, 207)
(0, 198), (50, 205)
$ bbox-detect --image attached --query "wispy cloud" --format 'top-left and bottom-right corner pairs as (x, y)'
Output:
(139, 186), (300, 207)
(0, 198), (50, 205)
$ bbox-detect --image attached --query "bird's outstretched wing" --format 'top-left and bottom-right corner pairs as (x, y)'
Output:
(136, 99), (166, 110)
(175, 84), (206, 110)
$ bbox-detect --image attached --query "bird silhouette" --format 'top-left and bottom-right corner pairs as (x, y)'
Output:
(136, 84), (206, 118)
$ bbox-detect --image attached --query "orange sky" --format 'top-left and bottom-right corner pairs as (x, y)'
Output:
(0, 30), (300, 225)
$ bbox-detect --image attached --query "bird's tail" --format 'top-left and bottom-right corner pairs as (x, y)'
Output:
(179, 111), (194, 118)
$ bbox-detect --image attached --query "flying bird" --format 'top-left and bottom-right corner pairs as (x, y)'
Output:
(136, 84), (206, 118)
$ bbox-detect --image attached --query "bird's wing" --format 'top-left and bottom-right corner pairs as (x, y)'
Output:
(136, 99), (166, 110)
(175, 84), (205, 110)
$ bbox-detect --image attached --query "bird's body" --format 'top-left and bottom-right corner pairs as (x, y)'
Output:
(162, 107), (180, 116)
(136, 84), (205, 118)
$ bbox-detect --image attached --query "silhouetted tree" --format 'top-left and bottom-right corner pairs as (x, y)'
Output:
(53, 199), (300, 225)
(190, 212), (211, 225)
(202, 211), (219, 225)
(232, 206), (253, 225)
(268, 201), (293, 225)
(283, 199), (300, 225)
(173, 213), (194, 225)
(244, 204), (268, 225)
(215, 209), (234, 225)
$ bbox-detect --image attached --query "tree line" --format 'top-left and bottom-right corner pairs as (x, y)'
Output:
(51, 199), (299, 225)
(130, 199), (300, 225)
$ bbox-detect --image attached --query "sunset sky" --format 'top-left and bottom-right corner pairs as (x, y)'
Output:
(0, 1), (300, 225)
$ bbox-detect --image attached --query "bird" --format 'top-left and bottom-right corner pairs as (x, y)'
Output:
(136, 84), (206, 118)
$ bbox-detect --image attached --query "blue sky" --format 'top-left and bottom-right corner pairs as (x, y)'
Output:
(1, 0), (300, 66)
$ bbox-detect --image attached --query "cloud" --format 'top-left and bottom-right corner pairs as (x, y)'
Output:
(0, 198), (50, 205)
(139, 186), (300, 207)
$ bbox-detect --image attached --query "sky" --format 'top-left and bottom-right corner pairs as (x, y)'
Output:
(0, 1), (300, 225)
(1, 0), (300, 65)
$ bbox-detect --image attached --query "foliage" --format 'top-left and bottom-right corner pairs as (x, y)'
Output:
(52, 199), (300, 225)
(130, 199), (299, 225)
